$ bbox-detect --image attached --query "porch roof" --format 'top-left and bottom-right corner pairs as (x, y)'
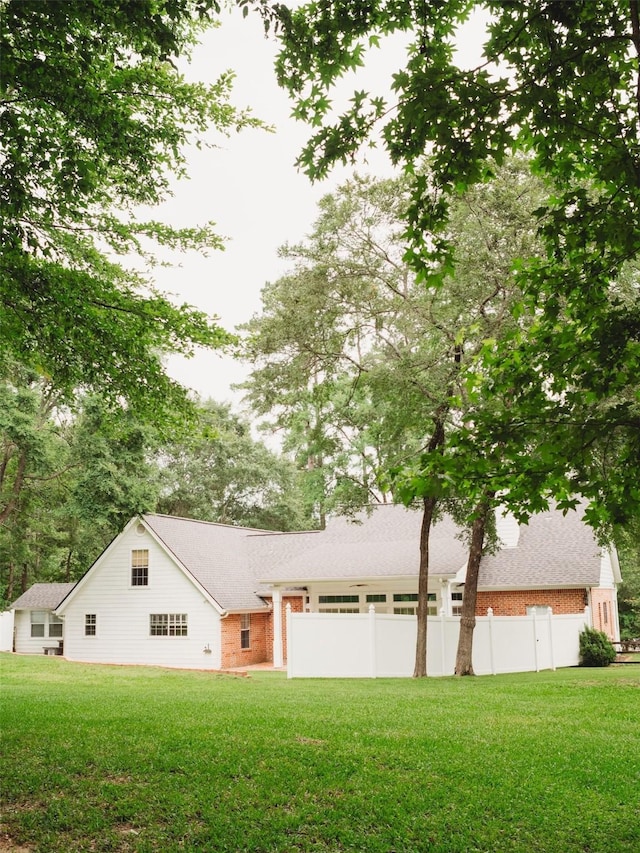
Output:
(253, 505), (469, 584)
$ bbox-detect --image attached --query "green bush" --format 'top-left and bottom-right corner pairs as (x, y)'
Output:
(579, 627), (617, 667)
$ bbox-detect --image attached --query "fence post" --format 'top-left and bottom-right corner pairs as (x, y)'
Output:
(285, 603), (292, 679)
(532, 609), (540, 672)
(369, 605), (377, 678)
(440, 608), (447, 676)
(487, 607), (496, 675)
(547, 609), (556, 671)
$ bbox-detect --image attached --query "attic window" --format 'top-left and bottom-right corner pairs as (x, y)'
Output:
(131, 549), (149, 586)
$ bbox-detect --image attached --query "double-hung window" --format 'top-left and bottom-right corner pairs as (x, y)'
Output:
(30, 611), (46, 638)
(131, 549), (149, 586)
(85, 614), (97, 636)
(30, 611), (63, 638)
(240, 614), (251, 649)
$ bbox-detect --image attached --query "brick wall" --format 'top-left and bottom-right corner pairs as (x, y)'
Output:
(265, 595), (304, 663)
(220, 595), (305, 669)
(475, 588), (586, 616)
(590, 588), (617, 640)
(220, 612), (269, 669)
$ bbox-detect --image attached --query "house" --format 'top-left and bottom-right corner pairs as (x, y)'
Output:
(8, 583), (76, 654)
(8, 503), (622, 670)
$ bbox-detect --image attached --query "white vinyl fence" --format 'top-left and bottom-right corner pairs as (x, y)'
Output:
(286, 605), (590, 678)
(0, 610), (15, 652)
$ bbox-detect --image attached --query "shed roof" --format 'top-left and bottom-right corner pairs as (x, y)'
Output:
(10, 583), (76, 611)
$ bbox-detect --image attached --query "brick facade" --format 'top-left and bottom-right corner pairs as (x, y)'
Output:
(265, 595), (304, 663)
(220, 596), (305, 668)
(220, 612), (269, 669)
(590, 588), (617, 640)
(475, 588), (587, 617)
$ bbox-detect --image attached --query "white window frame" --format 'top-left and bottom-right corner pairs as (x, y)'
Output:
(30, 610), (46, 638)
(149, 613), (187, 637)
(240, 613), (251, 649)
(131, 549), (149, 587)
(85, 614), (97, 637)
(451, 591), (463, 616)
(30, 610), (62, 638)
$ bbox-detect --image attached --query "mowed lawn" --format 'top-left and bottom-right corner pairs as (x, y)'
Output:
(1, 655), (638, 853)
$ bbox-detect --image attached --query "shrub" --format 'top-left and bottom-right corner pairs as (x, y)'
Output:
(579, 627), (616, 667)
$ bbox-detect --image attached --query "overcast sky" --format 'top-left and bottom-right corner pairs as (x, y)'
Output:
(152, 7), (487, 411)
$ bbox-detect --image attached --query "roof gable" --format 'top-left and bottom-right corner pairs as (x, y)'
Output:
(141, 514), (271, 611)
(478, 505), (602, 589)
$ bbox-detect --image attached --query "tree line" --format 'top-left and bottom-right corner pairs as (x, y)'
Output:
(2, 1), (638, 666)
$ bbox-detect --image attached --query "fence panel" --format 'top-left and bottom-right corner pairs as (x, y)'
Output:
(287, 607), (590, 678)
(0, 610), (15, 652)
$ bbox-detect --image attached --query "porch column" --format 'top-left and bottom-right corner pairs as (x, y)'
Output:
(272, 588), (283, 668)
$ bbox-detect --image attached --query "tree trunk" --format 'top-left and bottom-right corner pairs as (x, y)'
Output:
(454, 494), (494, 675)
(6, 561), (15, 603)
(413, 495), (438, 677)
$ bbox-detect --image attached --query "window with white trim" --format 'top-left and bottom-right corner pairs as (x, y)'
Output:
(149, 613), (187, 636)
(392, 593), (437, 616)
(30, 611), (62, 638)
(131, 549), (149, 586)
(85, 614), (97, 636)
(318, 594), (360, 613)
(451, 591), (463, 616)
(30, 611), (46, 638)
(240, 614), (251, 649)
(48, 613), (63, 637)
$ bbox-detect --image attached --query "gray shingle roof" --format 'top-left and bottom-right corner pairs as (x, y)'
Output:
(10, 583), (76, 610)
(136, 504), (603, 610)
(142, 514), (271, 611)
(478, 505), (601, 589)
(250, 505), (470, 581)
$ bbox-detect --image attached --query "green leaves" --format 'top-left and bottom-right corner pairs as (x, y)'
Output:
(1, 0), (261, 423)
(273, 0), (640, 533)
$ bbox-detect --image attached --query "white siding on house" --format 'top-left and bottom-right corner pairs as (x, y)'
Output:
(0, 610), (14, 651)
(13, 610), (63, 655)
(598, 550), (616, 589)
(495, 509), (520, 548)
(59, 525), (223, 669)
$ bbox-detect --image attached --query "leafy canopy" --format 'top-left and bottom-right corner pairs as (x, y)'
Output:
(270, 0), (640, 529)
(0, 0), (262, 423)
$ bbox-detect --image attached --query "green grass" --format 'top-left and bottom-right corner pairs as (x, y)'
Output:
(1, 655), (639, 852)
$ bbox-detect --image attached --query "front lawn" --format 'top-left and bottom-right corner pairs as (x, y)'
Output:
(1, 655), (638, 852)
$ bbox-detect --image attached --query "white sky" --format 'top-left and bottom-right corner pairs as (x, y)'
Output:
(153, 7), (487, 411)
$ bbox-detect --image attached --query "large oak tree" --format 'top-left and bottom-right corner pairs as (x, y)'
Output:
(268, 0), (640, 532)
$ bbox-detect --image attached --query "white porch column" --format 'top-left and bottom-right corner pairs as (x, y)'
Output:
(272, 588), (283, 668)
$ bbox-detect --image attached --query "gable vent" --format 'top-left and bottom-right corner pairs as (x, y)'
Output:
(135, 523), (146, 536)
